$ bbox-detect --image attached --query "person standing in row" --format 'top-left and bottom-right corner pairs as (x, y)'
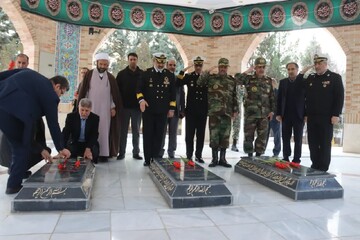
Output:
(159, 59), (185, 158)
(236, 57), (275, 157)
(231, 85), (245, 152)
(266, 78), (281, 157)
(197, 58), (238, 168)
(15, 53), (29, 69)
(178, 56), (208, 163)
(276, 63), (309, 163)
(137, 53), (176, 166)
(305, 55), (344, 171)
(116, 53), (143, 160)
(78, 53), (122, 161)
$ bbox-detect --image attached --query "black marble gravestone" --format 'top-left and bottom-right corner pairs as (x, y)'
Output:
(149, 158), (232, 208)
(12, 158), (95, 212)
(235, 157), (343, 200)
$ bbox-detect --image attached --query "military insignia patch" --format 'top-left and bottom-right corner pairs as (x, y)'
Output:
(251, 86), (258, 92)
(164, 77), (170, 85)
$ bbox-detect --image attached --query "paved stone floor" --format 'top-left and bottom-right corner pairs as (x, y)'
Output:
(0, 136), (360, 240)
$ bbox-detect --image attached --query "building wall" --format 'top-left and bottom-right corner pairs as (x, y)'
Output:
(2, 0), (360, 153)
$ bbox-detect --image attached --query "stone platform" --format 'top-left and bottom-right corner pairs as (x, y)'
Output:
(235, 157), (343, 200)
(12, 158), (95, 212)
(149, 158), (232, 208)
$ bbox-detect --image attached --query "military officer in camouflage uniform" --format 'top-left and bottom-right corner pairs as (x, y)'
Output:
(137, 53), (176, 166)
(231, 85), (245, 152)
(177, 56), (208, 163)
(197, 58), (239, 168)
(235, 57), (275, 157)
(305, 55), (344, 171)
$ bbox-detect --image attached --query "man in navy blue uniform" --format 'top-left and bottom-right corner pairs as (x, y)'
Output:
(305, 55), (344, 171)
(177, 56), (208, 163)
(136, 53), (176, 166)
(0, 69), (71, 194)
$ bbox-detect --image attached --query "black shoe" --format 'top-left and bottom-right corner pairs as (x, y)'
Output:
(195, 157), (205, 163)
(247, 153), (253, 157)
(231, 144), (239, 152)
(98, 156), (108, 162)
(292, 159), (301, 163)
(92, 159), (98, 164)
(168, 155), (175, 159)
(5, 186), (22, 194)
(117, 154), (125, 160)
(23, 171), (32, 179)
(133, 154), (143, 160)
(255, 152), (261, 157)
(218, 160), (232, 168)
(143, 161), (150, 167)
(209, 148), (218, 167)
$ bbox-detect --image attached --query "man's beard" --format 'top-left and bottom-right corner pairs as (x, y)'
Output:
(97, 67), (107, 73)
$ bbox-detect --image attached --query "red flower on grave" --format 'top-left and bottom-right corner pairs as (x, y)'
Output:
(290, 162), (301, 168)
(74, 159), (81, 168)
(57, 158), (68, 170)
(180, 156), (195, 167)
(274, 161), (289, 169)
(173, 161), (181, 169)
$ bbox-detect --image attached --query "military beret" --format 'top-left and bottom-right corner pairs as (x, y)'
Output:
(193, 56), (204, 66)
(255, 57), (266, 66)
(153, 53), (167, 63)
(218, 58), (229, 66)
(313, 54), (328, 63)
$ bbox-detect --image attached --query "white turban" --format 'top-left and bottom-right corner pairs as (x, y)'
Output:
(94, 52), (110, 61)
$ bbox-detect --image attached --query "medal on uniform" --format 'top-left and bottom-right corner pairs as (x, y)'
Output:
(149, 78), (153, 83)
(164, 76), (170, 85)
(213, 84), (218, 89)
(251, 86), (257, 92)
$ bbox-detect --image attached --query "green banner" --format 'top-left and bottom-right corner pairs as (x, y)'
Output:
(21, 0), (360, 36)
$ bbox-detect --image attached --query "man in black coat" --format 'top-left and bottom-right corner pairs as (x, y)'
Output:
(63, 98), (99, 163)
(0, 69), (71, 194)
(116, 53), (143, 160)
(276, 62), (308, 163)
(305, 55), (344, 171)
(137, 53), (176, 166)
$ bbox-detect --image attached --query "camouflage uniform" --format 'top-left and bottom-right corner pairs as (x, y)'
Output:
(235, 58), (275, 156)
(231, 85), (245, 151)
(197, 58), (239, 167)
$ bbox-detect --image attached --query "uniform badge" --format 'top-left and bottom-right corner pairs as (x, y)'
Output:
(164, 77), (170, 85)
(191, 84), (194, 87)
(251, 86), (257, 92)
(310, 83), (312, 87)
(149, 78), (153, 83)
(149, 84), (153, 87)
(213, 84), (218, 89)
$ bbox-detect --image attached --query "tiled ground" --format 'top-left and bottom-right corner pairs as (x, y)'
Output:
(0, 136), (360, 240)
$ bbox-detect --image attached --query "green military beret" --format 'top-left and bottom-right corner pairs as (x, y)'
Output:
(218, 58), (229, 66)
(255, 57), (266, 66)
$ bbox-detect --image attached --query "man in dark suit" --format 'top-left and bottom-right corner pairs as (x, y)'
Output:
(276, 62), (309, 163)
(63, 98), (99, 163)
(137, 53), (176, 166)
(0, 69), (71, 194)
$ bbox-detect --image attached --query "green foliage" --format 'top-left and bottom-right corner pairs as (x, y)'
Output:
(249, 32), (299, 81)
(0, 7), (23, 70)
(97, 30), (184, 74)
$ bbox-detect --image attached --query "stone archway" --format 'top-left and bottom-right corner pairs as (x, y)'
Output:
(0, 0), (36, 69)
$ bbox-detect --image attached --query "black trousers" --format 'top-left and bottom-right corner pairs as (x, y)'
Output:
(67, 141), (99, 162)
(185, 113), (207, 159)
(0, 109), (31, 188)
(307, 115), (333, 171)
(142, 112), (167, 163)
(282, 116), (304, 162)
(160, 116), (179, 157)
(119, 108), (142, 156)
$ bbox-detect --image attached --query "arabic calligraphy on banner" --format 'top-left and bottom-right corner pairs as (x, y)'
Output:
(21, 0), (360, 36)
